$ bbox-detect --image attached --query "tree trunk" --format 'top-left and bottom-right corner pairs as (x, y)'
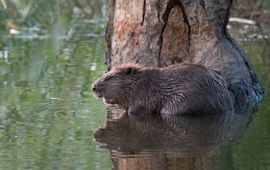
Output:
(105, 0), (264, 105)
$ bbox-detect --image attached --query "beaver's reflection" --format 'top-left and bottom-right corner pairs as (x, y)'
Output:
(94, 105), (257, 170)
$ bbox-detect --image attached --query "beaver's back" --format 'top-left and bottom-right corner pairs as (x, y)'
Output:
(159, 64), (233, 114)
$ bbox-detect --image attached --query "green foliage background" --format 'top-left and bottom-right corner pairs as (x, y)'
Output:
(0, 0), (269, 170)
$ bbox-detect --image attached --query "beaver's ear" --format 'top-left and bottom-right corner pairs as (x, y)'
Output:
(126, 67), (137, 75)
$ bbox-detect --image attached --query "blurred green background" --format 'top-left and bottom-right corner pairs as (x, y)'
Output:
(0, 0), (269, 170)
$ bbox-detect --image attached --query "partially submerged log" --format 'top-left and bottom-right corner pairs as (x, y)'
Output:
(105, 0), (264, 107)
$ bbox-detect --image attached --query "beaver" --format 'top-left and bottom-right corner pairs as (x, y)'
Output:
(92, 63), (234, 115)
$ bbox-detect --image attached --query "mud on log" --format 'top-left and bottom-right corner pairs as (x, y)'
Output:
(105, 0), (264, 107)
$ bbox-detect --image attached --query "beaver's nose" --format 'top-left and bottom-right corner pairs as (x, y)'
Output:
(92, 84), (97, 92)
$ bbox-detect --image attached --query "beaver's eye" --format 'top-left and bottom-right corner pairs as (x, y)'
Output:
(126, 67), (135, 75)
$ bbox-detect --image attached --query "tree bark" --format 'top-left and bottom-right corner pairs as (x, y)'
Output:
(105, 0), (264, 106)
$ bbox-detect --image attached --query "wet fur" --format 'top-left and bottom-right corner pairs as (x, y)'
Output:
(92, 63), (234, 115)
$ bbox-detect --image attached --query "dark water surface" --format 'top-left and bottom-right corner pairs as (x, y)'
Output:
(0, 1), (270, 170)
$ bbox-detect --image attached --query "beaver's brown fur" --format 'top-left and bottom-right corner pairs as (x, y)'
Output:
(92, 63), (234, 115)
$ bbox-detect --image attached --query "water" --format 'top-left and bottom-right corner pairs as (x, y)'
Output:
(0, 1), (270, 170)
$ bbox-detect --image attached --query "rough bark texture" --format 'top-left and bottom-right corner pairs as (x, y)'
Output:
(105, 0), (265, 106)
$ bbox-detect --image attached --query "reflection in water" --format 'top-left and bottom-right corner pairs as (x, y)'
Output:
(95, 104), (257, 170)
(0, 1), (111, 169)
(0, 0), (270, 169)
(0, 49), (8, 62)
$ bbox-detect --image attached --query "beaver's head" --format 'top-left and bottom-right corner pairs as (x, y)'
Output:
(92, 64), (144, 105)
